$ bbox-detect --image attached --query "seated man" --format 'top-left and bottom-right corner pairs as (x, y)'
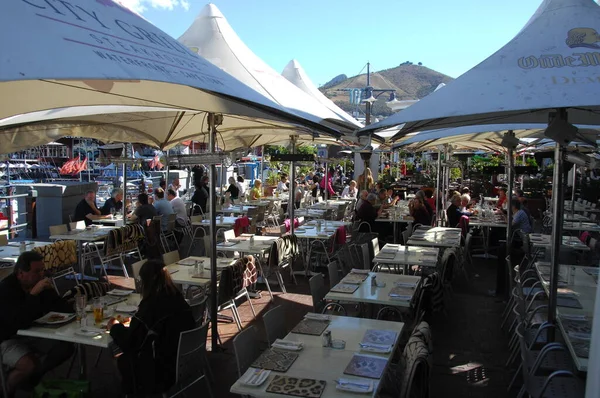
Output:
(128, 193), (157, 226)
(100, 188), (123, 216)
(73, 190), (110, 226)
(153, 188), (174, 232)
(512, 199), (533, 234)
(356, 193), (381, 227)
(0, 252), (74, 396)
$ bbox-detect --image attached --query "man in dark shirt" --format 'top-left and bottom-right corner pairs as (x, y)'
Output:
(73, 190), (110, 226)
(128, 193), (157, 226)
(100, 188), (124, 215)
(0, 252), (74, 395)
(357, 193), (381, 227)
(191, 176), (209, 214)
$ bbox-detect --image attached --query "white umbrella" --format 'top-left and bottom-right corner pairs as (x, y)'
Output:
(0, 0), (340, 153)
(281, 59), (363, 130)
(178, 4), (357, 135)
(359, 0), (600, 139)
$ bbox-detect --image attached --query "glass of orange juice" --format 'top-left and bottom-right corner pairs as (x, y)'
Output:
(92, 298), (104, 324)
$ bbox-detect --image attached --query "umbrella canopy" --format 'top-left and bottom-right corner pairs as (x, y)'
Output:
(281, 59), (363, 130)
(0, 0), (340, 154)
(359, 0), (600, 139)
(178, 4), (358, 135)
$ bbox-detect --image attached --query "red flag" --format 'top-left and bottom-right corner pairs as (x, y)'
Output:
(75, 158), (88, 174)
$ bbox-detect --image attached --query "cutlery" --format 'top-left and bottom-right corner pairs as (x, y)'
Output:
(335, 379), (370, 389)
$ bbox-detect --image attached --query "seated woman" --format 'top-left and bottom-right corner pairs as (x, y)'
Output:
(108, 260), (194, 396)
(224, 176), (240, 202)
(409, 197), (432, 226)
(249, 179), (263, 201)
(341, 180), (358, 199)
(446, 193), (471, 227)
(511, 199), (533, 234)
(495, 187), (508, 213)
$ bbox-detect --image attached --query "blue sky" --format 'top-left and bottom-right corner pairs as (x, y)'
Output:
(125, 0), (541, 86)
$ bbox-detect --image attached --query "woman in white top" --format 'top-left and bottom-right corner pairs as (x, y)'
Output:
(341, 180), (358, 199)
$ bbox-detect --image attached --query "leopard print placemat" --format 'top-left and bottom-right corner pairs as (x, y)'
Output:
(251, 349), (299, 372)
(266, 375), (326, 398)
(291, 319), (329, 336)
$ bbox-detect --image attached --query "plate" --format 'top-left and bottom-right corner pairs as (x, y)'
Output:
(107, 289), (134, 296)
(115, 305), (138, 313)
(35, 312), (76, 325)
(74, 328), (104, 337)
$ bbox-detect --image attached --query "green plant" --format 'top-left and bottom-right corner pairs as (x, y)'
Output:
(266, 169), (278, 186)
(450, 167), (461, 181)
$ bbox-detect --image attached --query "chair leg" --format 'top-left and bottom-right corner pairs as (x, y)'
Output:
(508, 363), (522, 391)
(245, 291), (257, 317)
(231, 306), (242, 331)
(257, 262), (274, 302)
(119, 256), (129, 279)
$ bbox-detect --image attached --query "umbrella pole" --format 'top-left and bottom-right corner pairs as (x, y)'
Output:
(585, 275), (600, 397)
(289, 135), (297, 268)
(324, 158), (328, 202)
(548, 140), (566, 341)
(506, 135), (514, 250)
(122, 162), (127, 220)
(571, 165), (577, 218)
(208, 113), (220, 351)
(435, 149), (442, 226)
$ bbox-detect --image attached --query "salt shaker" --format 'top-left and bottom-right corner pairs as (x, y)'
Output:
(249, 235), (255, 246)
(322, 330), (332, 347)
(19, 241), (26, 253)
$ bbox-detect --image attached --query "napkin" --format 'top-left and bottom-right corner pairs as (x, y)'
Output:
(335, 379), (374, 393)
(560, 314), (588, 321)
(272, 339), (303, 351)
(304, 313), (331, 321)
(359, 343), (392, 353)
(351, 269), (370, 275)
(376, 252), (396, 260)
(389, 294), (412, 300)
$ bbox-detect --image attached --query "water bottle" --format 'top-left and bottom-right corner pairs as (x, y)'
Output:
(322, 330), (332, 347)
(19, 241), (26, 254)
(249, 235), (255, 246)
(371, 274), (377, 287)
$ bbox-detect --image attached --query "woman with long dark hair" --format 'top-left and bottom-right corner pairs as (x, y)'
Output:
(108, 259), (194, 396)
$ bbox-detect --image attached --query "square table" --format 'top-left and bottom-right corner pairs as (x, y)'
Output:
(408, 227), (461, 248)
(529, 234), (589, 252)
(231, 314), (404, 398)
(563, 221), (600, 232)
(194, 216), (239, 228)
(164, 256), (235, 287)
(373, 244), (439, 273)
(50, 226), (117, 275)
(325, 272), (421, 309)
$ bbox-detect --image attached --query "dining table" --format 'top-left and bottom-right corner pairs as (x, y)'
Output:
(230, 313), (405, 397)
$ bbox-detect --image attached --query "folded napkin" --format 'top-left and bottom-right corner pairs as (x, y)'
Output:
(335, 379), (373, 393)
(351, 269), (370, 275)
(304, 313), (331, 321)
(177, 258), (199, 266)
(359, 343), (392, 354)
(389, 294), (412, 300)
(560, 314), (588, 321)
(272, 339), (303, 351)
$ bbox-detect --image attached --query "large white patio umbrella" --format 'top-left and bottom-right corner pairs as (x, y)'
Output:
(0, 0), (340, 154)
(178, 4), (358, 135)
(359, 0), (600, 138)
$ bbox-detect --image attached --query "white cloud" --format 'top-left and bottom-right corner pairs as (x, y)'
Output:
(118, 0), (190, 14)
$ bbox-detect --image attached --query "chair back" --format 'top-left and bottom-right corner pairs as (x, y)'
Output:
(263, 305), (287, 346)
(49, 224), (68, 237)
(309, 273), (328, 313)
(402, 230), (410, 245)
(33, 240), (77, 272)
(190, 215), (203, 223)
(232, 326), (261, 377)
(400, 337), (430, 398)
(223, 229), (236, 242)
(51, 267), (79, 296)
(69, 221), (86, 231)
(175, 323), (210, 388)
(169, 375), (210, 397)
(327, 261), (341, 288)
(163, 250), (181, 265)
(190, 296), (208, 327)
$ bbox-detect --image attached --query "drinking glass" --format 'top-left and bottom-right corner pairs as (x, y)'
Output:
(93, 297), (104, 324)
(75, 293), (87, 321)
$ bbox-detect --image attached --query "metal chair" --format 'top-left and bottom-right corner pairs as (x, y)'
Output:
(308, 273), (346, 315)
(171, 323), (213, 398)
(162, 250), (181, 266)
(262, 305), (287, 346)
(232, 326), (261, 377)
(327, 260), (341, 289)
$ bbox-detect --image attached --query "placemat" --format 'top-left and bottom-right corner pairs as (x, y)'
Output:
(251, 349), (299, 372)
(266, 375), (326, 398)
(388, 286), (415, 298)
(341, 273), (368, 284)
(291, 319), (329, 336)
(560, 317), (593, 334)
(330, 283), (359, 294)
(361, 329), (398, 346)
(571, 339), (590, 358)
(343, 354), (388, 379)
(557, 296), (583, 309)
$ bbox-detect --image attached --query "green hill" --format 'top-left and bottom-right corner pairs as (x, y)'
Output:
(320, 63), (454, 117)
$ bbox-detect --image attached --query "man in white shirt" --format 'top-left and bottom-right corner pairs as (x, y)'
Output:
(236, 176), (246, 199)
(277, 175), (289, 192)
(168, 178), (181, 197)
(167, 189), (187, 224)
